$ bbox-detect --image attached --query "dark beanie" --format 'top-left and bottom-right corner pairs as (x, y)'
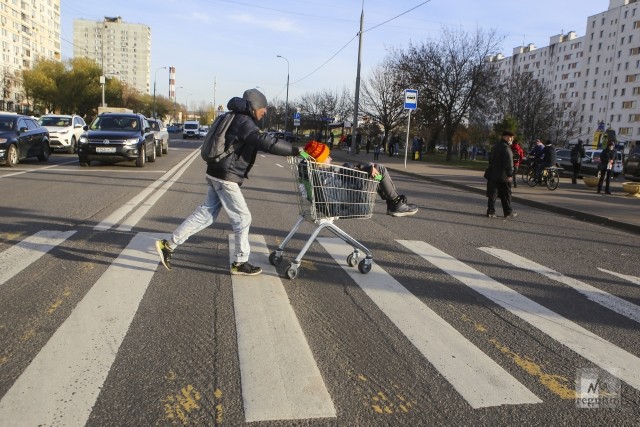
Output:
(242, 89), (268, 110)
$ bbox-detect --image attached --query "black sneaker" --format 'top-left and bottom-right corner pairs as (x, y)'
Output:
(155, 239), (173, 271)
(230, 261), (262, 276)
(505, 212), (518, 219)
(386, 195), (418, 217)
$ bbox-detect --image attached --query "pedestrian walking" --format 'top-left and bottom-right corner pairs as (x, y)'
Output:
(373, 140), (381, 160)
(485, 131), (516, 219)
(570, 139), (586, 184)
(155, 88), (302, 276)
(597, 141), (617, 195)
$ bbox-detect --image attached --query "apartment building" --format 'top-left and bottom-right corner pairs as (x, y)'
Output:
(73, 16), (151, 95)
(0, 0), (61, 113)
(488, 0), (640, 146)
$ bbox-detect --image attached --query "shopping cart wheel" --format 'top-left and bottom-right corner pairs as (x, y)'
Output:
(347, 253), (359, 267)
(269, 251), (283, 266)
(358, 259), (372, 274)
(285, 264), (299, 280)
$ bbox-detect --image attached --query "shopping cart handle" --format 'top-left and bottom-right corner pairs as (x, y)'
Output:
(299, 150), (311, 160)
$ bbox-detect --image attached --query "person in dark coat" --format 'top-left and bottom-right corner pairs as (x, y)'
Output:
(486, 131), (516, 218)
(155, 88), (302, 276)
(597, 141), (618, 195)
(570, 140), (586, 184)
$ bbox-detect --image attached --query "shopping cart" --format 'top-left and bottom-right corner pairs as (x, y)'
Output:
(269, 156), (379, 279)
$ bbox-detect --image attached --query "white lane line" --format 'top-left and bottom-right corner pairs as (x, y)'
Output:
(399, 240), (640, 392)
(318, 238), (540, 409)
(117, 150), (200, 231)
(0, 232), (164, 427)
(230, 235), (336, 422)
(0, 160), (78, 179)
(481, 247), (640, 325)
(598, 267), (640, 287)
(94, 149), (199, 231)
(36, 168), (167, 173)
(0, 230), (76, 286)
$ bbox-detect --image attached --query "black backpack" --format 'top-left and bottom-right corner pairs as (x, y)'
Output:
(200, 113), (238, 163)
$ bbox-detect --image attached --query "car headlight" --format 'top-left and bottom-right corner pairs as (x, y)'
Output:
(0, 137), (7, 145)
(123, 138), (139, 146)
(79, 136), (88, 144)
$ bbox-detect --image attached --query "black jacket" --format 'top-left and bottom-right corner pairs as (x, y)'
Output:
(488, 139), (514, 182)
(599, 147), (617, 169)
(205, 97), (298, 184)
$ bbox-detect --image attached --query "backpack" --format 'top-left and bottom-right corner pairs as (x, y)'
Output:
(200, 112), (238, 163)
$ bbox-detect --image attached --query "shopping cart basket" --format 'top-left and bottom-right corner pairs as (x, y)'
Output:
(269, 156), (379, 279)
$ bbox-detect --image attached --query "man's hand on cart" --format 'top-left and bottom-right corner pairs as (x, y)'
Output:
(369, 165), (382, 181)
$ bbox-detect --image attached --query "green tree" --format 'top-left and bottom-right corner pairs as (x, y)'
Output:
(22, 59), (65, 113)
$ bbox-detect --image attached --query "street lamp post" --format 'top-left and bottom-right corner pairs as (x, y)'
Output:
(100, 75), (106, 107)
(277, 55), (290, 132)
(153, 66), (167, 118)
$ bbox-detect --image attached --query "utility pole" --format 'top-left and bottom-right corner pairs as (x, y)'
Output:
(351, 1), (364, 155)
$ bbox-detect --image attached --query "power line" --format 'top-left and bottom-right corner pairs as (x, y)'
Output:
(290, 1), (432, 86)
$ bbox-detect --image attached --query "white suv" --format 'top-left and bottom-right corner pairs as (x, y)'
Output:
(39, 114), (86, 154)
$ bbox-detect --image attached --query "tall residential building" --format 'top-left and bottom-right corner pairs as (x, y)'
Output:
(73, 16), (151, 95)
(487, 0), (640, 146)
(0, 0), (61, 112)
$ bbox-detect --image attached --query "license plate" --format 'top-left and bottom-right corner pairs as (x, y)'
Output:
(96, 147), (116, 153)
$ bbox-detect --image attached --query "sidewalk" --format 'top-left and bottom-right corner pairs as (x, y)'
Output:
(329, 148), (640, 235)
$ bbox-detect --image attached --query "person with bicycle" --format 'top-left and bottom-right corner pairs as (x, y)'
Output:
(540, 141), (557, 182)
(530, 139), (545, 183)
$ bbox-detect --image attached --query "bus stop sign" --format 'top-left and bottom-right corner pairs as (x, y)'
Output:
(404, 89), (418, 110)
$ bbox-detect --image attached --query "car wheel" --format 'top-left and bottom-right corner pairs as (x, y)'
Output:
(68, 137), (77, 154)
(155, 140), (162, 157)
(79, 158), (90, 167)
(136, 145), (146, 167)
(37, 143), (51, 162)
(148, 142), (157, 162)
(6, 144), (18, 167)
(162, 140), (169, 155)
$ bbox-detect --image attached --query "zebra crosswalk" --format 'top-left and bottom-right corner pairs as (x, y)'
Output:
(0, 231), (638, 425)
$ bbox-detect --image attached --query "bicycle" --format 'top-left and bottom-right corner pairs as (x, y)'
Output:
(526, 166), (560, 190)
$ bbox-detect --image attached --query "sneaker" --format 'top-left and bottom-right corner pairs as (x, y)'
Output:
(387, 195), (418, 217)
(230, 261), (262, 276)
(486, 213), (496, 218)
(155, 239), (173, 271)
(505, 212), (518, 219)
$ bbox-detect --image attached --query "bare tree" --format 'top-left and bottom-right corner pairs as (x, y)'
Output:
(359, 59), (407, 141)
(393, 27), (503, 160)
(298, 88), (352, 138)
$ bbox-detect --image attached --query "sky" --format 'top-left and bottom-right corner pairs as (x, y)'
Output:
(60, 0), (608, 112)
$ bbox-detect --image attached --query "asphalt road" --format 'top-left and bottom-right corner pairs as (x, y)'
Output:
(0, 135), (638, 426)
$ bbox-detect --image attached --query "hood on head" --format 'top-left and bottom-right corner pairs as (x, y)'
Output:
(227, 97), (253, 115)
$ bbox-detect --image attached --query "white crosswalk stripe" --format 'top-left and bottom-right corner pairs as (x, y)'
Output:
(229, 235), (336, 422)
(0, 232), (165, 427)
(318, 237), (541, 409)
(0, 230), (76, 286)
(398, 240), (640, 393)
(598, 267), (640, 287)
(480, 247), (640, 325)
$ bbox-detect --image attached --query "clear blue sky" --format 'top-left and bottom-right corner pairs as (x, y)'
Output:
(60, 0), (606, 111)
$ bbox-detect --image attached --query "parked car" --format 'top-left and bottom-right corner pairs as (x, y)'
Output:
(167, 124), (182, 133)
(624, 145), (640, 181)
(182, 120), (200, 139)
(147, 118), (169, 156)
(38, 114), (86, 154)
(0, 113), (51, 167)
(555, 148), (573, 175)
(199, 126), (209, 138)
(77, 113), (155, 167)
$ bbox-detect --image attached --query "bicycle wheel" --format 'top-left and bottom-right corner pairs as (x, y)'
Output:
(546, 169), (560, 190)
(526, 169), (538, 187)
(521, 166), (529, 184)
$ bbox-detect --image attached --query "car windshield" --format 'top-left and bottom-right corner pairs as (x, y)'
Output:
(0, 119), (14, 131)
(90, 116), (139, 131)
(40, 117), (71, 127)
(185, 123), (198, 129)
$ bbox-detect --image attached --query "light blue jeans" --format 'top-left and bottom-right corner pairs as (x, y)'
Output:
(171, 176), (251, 263)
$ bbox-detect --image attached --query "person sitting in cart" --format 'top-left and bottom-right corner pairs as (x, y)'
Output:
(301, 141), (418, 217)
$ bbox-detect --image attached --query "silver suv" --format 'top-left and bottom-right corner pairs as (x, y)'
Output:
(38, 114), (86, 154)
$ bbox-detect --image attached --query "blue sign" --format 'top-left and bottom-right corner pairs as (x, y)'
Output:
(294, 112), (301, 120)
(404, 89), (418, 110)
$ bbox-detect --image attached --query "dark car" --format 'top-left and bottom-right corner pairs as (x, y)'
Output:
(555, 148), (573, 175)
(624, 145), (640, 181)
(0, 114), (51, 167)
(77, 113), (155, 167)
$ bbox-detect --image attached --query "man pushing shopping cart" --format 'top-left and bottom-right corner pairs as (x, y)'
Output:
(270, 140), (418, 279)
